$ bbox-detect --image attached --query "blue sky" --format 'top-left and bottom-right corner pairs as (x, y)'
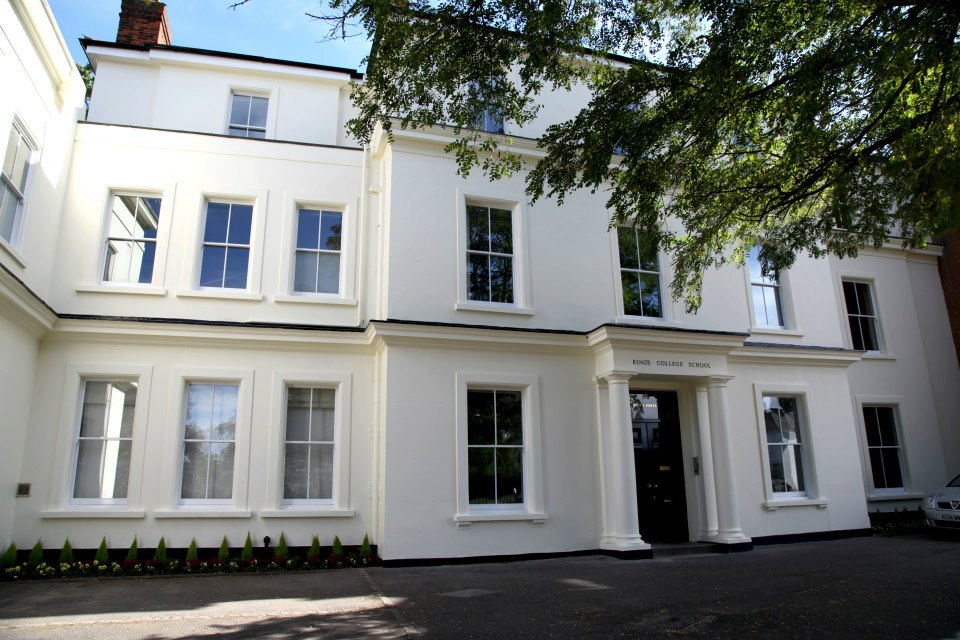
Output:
(48, 0), (373, 72)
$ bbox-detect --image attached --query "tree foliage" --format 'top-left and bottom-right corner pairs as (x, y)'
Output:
(316, 0), (960, 308)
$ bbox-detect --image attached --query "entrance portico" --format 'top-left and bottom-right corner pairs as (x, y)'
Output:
(590, 325), (753, 552)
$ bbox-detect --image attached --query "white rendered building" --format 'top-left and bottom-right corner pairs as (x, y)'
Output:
(1, 0), (958, 561)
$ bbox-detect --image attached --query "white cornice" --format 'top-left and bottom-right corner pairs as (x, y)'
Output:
(0, 267), (56, 338)
(728, 344), (861, 368)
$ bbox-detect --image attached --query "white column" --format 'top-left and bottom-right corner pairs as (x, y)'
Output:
(695, 384), (719, 539)
(707, 376), (751, 544)
(598, 372), (649, 552)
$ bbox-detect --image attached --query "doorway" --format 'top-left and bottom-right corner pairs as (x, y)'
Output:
(631, 390), (689, 542)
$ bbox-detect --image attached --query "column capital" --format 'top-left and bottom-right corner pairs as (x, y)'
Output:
(706, 375), (735, 389)
(597, 371), (634, 385)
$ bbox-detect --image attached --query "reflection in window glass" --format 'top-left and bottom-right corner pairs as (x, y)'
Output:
(763, 396), (806, 494)
(228, 94), (268, 138)
(73, 380), (137, 501)
(199, 202), (252, 289)
(466, 204), (514, 303)
(283, 387), (336, 501)
(0, 121), (35, 244)
(748, 246), (783, 327)
(102, 195), (161, 284)
(180, 383), (238, 500)
(294, 208), (342, 294)
(467, 389), (523, 505)
(617, 227), (662, 318)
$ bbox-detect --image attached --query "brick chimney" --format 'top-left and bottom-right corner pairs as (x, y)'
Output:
(116, 0), (171, 46)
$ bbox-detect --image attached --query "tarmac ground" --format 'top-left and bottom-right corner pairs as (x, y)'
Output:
(0, 532), (957, 639)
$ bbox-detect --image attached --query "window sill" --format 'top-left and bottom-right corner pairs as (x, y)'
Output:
(76, 284), (167, 296)
(455, 302), (534, 316)
(154, 509), (253, 519)
(453, 512), (548, 528)
(273, 294), (358, 307)
(867, 492), (924, 502)
(614, 315), (677, 326)
(176, 289), (263, 302)
(763, 498), (828, 511)
(260, 509), (355, 518)
(41, 509), (146, 519)
(0, 236), (26, 269)
(861, 352), (896, 361)
(750, 327), (804, 338)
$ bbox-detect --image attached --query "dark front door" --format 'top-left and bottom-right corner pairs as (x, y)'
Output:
(631, 390), (689, 542)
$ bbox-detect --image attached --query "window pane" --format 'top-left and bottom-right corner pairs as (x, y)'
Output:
(212, 385), (238, 440)
(286, 387), (312, 441)
(781, 444), (805, 492)
(842, 281), (859, 315)
(489, 255), (514, 303)
(489, 208), (512, 254)
(249, 97), (268, 128)
(230, 94), (250, 126)
(297, 209), (321, 249)
(107, 382), (137, 438)
(496, 448), (524, 504)
(869, 448), (887, 489)
(294, 251), (319, 293)
(467, 253), (490, 301)
(320, 211), (342, 251)
(73, 440), (104, 499)
(204, 203), (230, 242)
(223, 247), (249, 288)
(79, 381), (109, 438)
(104, 439), (132, 499)
(467, 390), (495, 445)
(309, 443), (334, 500)
(247, 129), (266, 139)
(227, 204), (252, 245)
(637, 240), (659, 273)
(0, 184), (18, 242)
(180, 441), (209, 499)
(621, 272), (642, 316)
(316, 252), (341, 294)
(858, 317), (879, 351)
(881, 448), (903, 488)
(863, 407), (881, 447)
(466, 205), (488, 252)
(227, 126), (247, 137)
(496, 391), (522, 445)
(617, 227), (639, 270)
(283, 443), (308, 499)
(639, 273), (662, 318)
(855, 282), (874, 315)
(468, 447), (496, 504)
(199, 245), (226, 287)
(312, 389), (336, 441)
(185, 384), (214, 440)
(109, 196), (137, 238)
(208, 442), (235, 499)
(876, 407), (897, 445)
(138, 241), (157, 284)
(3, 127), (19, 178)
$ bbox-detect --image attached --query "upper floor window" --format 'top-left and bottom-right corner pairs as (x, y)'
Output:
(294, 208), (342, 295)
(466, 204), (514, 304)
(228, 93), (268, 139)
(72, 380), (137, 503)
(617, 226), (662, 318)
(475, 108), (504, 134)
(102, 194), (162, 284)
(199, 202), (252, 289)
(0, 120), (36, 246)
(762, 395), (807, 496)
(748, 246), (783, 327)
(842, 280), (881, 351)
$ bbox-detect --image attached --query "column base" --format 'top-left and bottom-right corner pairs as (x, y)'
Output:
(701, 531), (753, 552)
(600, 534), (651, 553)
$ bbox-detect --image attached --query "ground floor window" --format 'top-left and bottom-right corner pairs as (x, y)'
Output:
(73, 380), (137, 502)
(862, 405), (904, 490)
(180, 382), (238, 501)
(467, 389), (524, 505)
(762, 395), (806, 495)
(283, 386), (336, 502)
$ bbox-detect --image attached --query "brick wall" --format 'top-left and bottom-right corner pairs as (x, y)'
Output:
(937, 229), (960, 364)
(116, 0), (171, 46)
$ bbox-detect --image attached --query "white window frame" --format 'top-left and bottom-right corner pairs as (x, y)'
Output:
(455, 190), (533, 315)
(752, 383), (826, 510)
(0, 116), (38, 253)
(177, 188), (267, 302)
(608, 226), (673, 324)
(262, 370), (353, 517)
(274, 196), (358, 306)
(836, 275), (886, 355)
(167, 367), (253, 510)
(743, 246), (800, 334)
(94, 188), (174, 290)
(225, 88), (273, 139)
(854, 396), (912, 498)
(454, 372), (545, 526)
(49, 364), (153, 512)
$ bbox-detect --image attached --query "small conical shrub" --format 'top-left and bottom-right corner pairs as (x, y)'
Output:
(59, 539), (74, 564)
(186, 538), (198, 562)
(332, 535), (344, 557)
(153, 537), (167, 564)
(218, 536), (230, 563)
(94, 537), (109, 565)
(27, 539), (44, 567)
(360, 534), (372, 558)
(240, 532), (253, 562)
(307, 535), (321, 559)
(277, 533), (289, 559)
(125, 536), (139, 563)
(0, 543), (15, 568)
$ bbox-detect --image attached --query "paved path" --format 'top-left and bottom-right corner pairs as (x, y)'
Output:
(0, 533), (957, 639)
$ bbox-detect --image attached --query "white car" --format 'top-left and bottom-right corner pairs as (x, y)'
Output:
(924, 473), (960, 532)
